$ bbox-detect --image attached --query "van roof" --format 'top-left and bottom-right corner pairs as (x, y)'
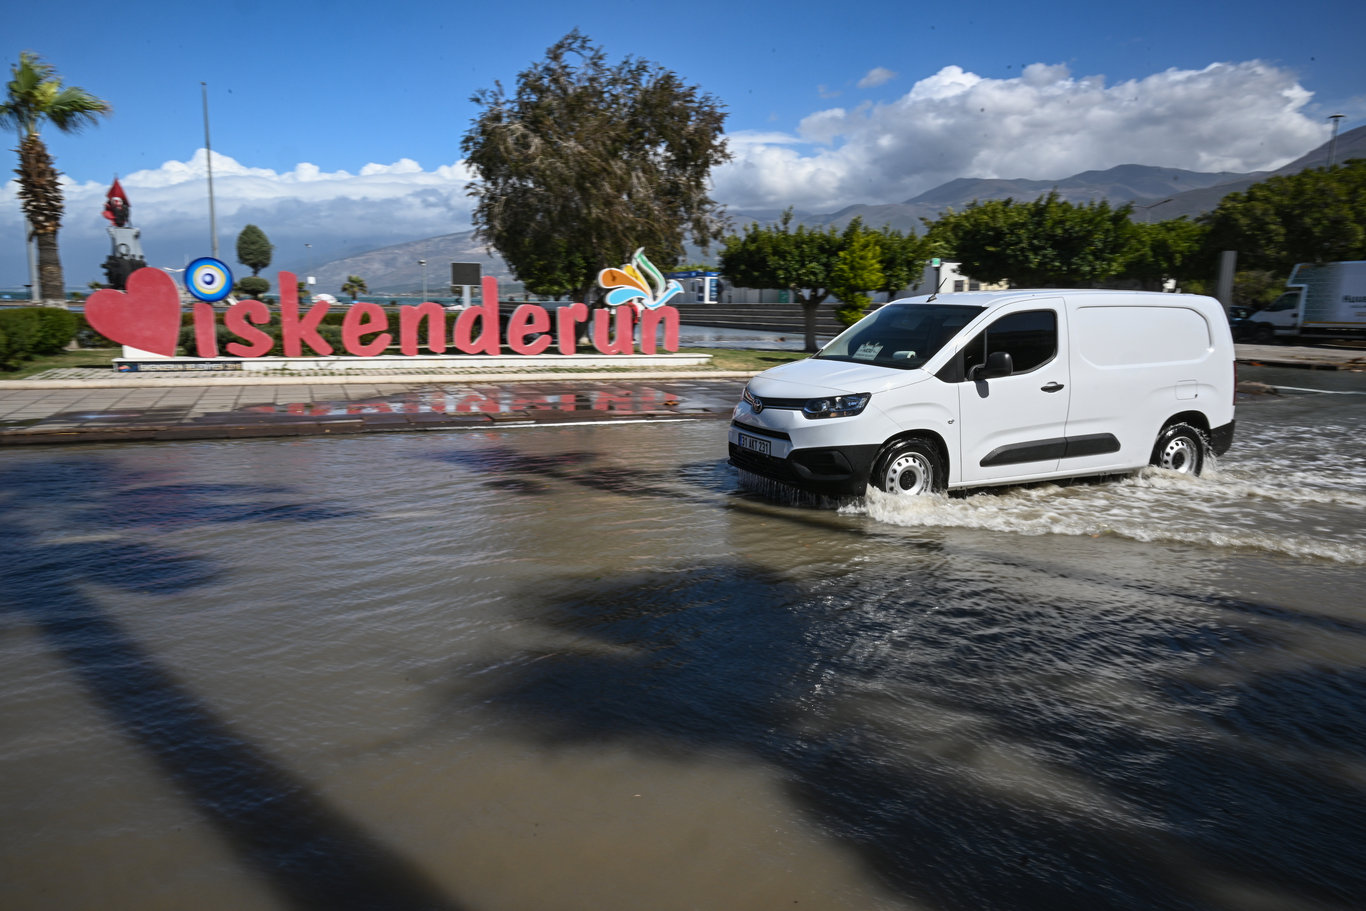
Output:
(889, 289), (1217, 309)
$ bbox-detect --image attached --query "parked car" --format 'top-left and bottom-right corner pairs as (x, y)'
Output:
(730, 290), (1236, 498)
(1227, 305), (1259, 342)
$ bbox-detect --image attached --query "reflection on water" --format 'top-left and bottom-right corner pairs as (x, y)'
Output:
(1, 388), (1364, 910)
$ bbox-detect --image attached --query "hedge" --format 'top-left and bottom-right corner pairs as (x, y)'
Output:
(0, 307), (81, 369)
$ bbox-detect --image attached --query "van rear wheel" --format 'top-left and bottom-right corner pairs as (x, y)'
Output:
(1151, 423), (1207, 476)
(872, 439), (945, 496)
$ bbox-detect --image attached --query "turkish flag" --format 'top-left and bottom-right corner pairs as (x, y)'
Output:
(103, 178), (130, 226)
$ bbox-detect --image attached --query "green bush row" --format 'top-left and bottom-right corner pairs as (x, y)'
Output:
(0, 307), (81, 369)
(177, 319), (349, 358)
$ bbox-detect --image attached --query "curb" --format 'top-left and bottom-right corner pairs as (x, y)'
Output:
(0, 368), (759, 390)
(0, 406), (726, 447)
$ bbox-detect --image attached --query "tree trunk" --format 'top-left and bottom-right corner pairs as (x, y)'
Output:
(800, 293), (819, 353)
(35, 228), (66, 305)
(17, 135), (68, 305)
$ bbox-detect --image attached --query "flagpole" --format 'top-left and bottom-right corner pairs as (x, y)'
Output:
(201, 81), (218, 258)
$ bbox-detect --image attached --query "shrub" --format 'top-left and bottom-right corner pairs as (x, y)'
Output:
(31, 308), (79, 354)
(75, 315), (116, 348)
(0, 308), (42, 366)
(236, 276), (270, 300)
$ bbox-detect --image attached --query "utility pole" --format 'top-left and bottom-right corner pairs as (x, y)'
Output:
(201, 82), (218, 258)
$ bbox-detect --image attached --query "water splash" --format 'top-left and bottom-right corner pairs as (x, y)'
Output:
(848, 462), (1366, 564)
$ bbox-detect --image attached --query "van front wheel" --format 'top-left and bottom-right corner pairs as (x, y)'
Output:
(1151, 423), (1207, 476)
(872, 439), (945, 496)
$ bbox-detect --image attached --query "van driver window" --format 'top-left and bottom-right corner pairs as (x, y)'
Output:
(961, 309), (1058, 378)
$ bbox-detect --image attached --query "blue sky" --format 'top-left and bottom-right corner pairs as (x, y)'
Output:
(3, 0), (1364, 288)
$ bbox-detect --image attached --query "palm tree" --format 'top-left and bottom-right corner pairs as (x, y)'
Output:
(1, 53), (111, 303)
(341, 275), (367, 301)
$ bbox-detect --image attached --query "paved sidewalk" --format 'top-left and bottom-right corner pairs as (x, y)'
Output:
(0, 373), (749, 446)
(1234, 342), (1366, 370)
(2, 341), (1360, 448)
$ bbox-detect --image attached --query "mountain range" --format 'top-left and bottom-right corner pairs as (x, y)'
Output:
(313, 125), (1366, 294)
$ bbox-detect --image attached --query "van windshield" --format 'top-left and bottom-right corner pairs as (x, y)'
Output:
(815, 303), (985, 370)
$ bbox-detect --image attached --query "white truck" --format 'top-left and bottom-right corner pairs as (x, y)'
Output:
(1250, 261), (1366, 341)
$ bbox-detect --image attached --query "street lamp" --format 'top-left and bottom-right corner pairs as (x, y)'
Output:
(1137, 198), (1173, 223)
(418, 259), (428, 302)
(201, 82), (218, 259)
(1327, 114), (1345, 168)
(305, 243), (313, 287)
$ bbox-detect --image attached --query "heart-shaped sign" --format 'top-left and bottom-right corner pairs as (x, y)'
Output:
(86, 267), (183, 357)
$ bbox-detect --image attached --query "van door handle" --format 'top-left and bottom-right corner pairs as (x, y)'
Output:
(1040, 382), (1065, 393)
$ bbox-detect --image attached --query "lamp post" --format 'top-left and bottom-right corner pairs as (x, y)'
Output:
(1137, 198), (1173, 223)
(418, 259), (428, 302)
(201, 82), (218, 258)
(1327, 114), (1345, 168)
(305, 243), (313, 288)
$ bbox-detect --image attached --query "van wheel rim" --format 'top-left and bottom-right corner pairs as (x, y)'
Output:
(884, 453), (932, 494)
(1160, 437), (1197, 473)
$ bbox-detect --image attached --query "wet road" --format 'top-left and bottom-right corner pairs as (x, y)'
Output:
(0, 366), (1363, 910)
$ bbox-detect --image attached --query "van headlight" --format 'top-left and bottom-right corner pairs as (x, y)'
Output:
(802, 392), (870, 419)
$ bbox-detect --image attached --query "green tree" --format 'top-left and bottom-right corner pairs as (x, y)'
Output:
(462, 30), (731, 304)
(873, 225), (937, 300)
(928, 191), (1135, 287)
(719, 209), (841, 352)
(341, 275), (367, 301)
(0, 52), (111, 302)
(1198, 159), (1366, 273)
(1119, 218), (1208, 291)
(235, 224), (273, 276)
(829, 219), (884, 326)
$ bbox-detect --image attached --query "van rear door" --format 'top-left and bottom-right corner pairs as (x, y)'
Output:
(955, 300), (1071, 485)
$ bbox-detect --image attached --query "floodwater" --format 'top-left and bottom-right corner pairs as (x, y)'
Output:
(1, 366), (1364, 911)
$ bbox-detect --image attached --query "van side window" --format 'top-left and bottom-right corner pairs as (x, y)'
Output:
(961, 309), (1058, 378)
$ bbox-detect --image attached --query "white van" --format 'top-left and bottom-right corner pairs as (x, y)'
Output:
(728, 290), (1236, 497)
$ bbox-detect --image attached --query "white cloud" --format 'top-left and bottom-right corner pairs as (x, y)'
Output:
(0, 59), (1335, 289)
(1, 152), (476, 288)
(857, 67), (897, 89)
(713, 60), (1330, 212)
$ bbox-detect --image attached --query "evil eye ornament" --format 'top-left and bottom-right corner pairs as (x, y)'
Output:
(185, 257), (233, 302)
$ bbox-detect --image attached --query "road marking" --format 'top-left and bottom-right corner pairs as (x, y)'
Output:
(1269, 384), (1366, 395)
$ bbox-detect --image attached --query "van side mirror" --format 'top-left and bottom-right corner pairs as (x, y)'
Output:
(971, 350), (1014, 381)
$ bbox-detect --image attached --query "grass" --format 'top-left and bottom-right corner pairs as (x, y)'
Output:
(1, 348), (123, 380)
(679, 347), (809, 372)
(1, 346), (810, 381)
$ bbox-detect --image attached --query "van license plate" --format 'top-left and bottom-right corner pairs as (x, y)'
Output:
(738, 432), (771, 456)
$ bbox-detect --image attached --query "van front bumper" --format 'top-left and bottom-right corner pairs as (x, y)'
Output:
(728, 420), (880, 496)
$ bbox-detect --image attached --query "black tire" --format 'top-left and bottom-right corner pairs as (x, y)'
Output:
(872, 438), (946, 495)
(1150, 423), (1207, 476)
(1253, 323), (1275, 343)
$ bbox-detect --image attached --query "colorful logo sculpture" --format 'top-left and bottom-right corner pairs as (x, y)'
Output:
(598, 248), (682, 311)
(85, 267), (681, 359)
(185, 257), (234, 302)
